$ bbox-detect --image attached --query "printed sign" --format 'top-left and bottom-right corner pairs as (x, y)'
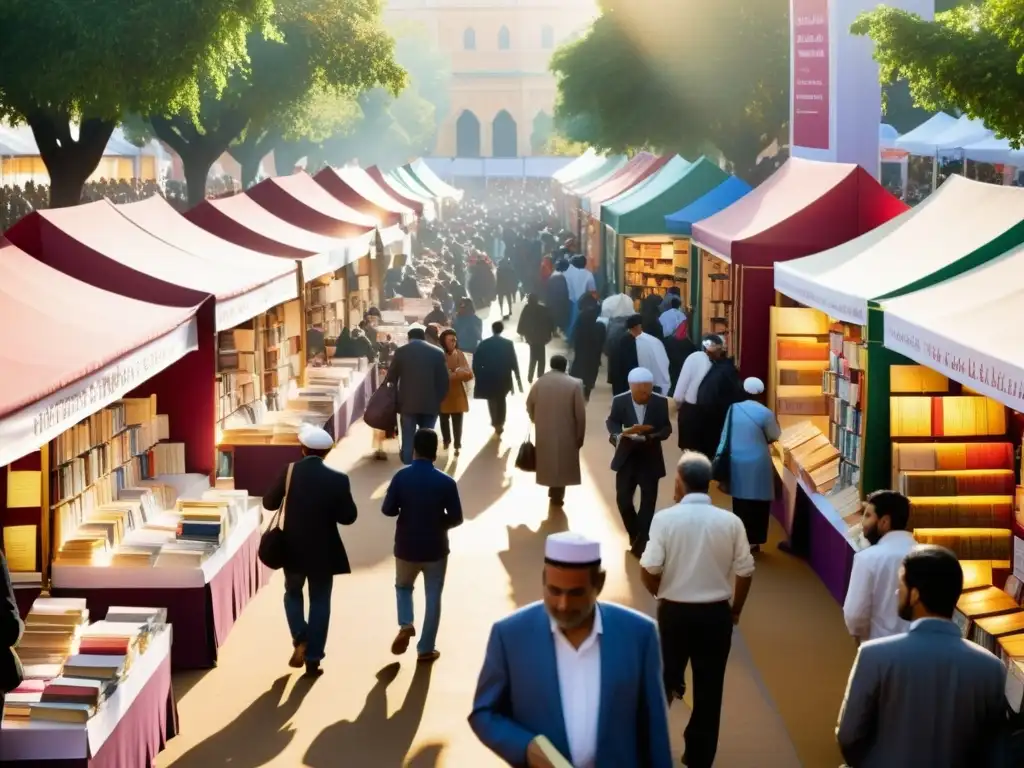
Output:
(792, 0), (831, 150)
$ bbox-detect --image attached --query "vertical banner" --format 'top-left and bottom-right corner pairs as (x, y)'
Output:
(792, 0), (831, 151)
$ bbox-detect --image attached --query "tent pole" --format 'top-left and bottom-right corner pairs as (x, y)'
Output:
(931, 154), (938, 191)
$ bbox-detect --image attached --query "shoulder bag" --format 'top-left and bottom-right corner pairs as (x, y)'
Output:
(258, 463), (293, 570)
(712, 405), (734, 491)
(515, 427), (537, 472)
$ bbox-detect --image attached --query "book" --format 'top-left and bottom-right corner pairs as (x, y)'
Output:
(61, 654), (126, 682)
(29, 701), (93, 723)
(890, 396), (1007, 438)
(534, 736), (573, 768)
(41, 677), (104, 707)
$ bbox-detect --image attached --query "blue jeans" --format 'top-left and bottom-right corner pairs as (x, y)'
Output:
(395, 557), (448, 655)
(283, 571), (334, 662)
(400, 413), (438, 464)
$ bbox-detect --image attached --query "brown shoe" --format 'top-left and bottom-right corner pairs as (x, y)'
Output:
(417, 650), (441, 664)
(289, 641), (307, 668)
(391, 625), (416, 655)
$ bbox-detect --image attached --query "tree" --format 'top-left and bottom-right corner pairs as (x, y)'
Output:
(551, 0), (790, 182)
(852, 0), (1024, 146)
(0, 0), (271, 206)
(149, 0), (405, 205)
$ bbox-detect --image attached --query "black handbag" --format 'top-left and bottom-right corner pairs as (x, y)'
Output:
(258, 463), (293, 570)
(515, 429), (537, 472)
(712, 405), (734, 491)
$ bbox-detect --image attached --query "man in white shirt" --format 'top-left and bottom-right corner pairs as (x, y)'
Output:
(470, 533), (673, 768)
(672, 334), (720, 454)
(640, 452), (755, 768)
(564, 254), (597, 341)
(625, 314), (672, 395)
(659, 296), (687, 338)
(843, 490), (916, 644)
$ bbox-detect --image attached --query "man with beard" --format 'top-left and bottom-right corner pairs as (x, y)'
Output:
(842, 491), (916, 644)
(469, 533), (673, 768)
(836, 546), (1007, 767)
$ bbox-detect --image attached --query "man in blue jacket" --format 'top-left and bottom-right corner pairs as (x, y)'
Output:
(472, 321), (523, 437)
(382, 428), (463, 663)
(469, 532), (673, 768)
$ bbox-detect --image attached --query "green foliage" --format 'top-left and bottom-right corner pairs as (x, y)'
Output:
(551, 0), (790, 181)
(852, 0), (1024, 146)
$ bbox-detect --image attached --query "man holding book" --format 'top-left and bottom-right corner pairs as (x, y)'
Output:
(843, 490), (916, 644)
(469, 532), (673, 768)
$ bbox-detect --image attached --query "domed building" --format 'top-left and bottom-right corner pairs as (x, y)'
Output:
(385, 0), (598, 157)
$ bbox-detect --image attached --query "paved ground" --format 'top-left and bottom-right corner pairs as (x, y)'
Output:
(157, 313), (855, 767)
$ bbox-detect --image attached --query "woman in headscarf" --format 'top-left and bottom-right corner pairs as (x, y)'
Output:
(569, 294), (606, 401)
(438, 329), (474, 455)
(715, 377), (781, 553)
(333, 328), (357, 357)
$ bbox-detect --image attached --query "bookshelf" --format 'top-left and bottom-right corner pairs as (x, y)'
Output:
(824, 324), (867, 490)
(888, 375), (1014, 567)
(700, 249), (731, 347)
(216, 325), (257, 425)
(768, 306), (830, 433)
(622, 236), (688, 312)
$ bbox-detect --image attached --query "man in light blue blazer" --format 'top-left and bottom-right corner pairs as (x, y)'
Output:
(469, 532), (673, 768)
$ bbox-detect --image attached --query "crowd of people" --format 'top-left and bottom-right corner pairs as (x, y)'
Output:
(254, 182), (1019, 768)
(0, 175), (241, 230)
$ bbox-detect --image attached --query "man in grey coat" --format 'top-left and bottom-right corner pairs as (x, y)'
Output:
(385, 325), (450, 464)
(836, 545), (1007, 767)
(526, 355), (586, 507)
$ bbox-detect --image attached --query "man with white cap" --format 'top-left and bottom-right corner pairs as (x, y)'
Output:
(606, 367), (673, 557)
(470, 532), (673, 768)
(672, 334), (719, 452)
(262, 424), (358, 677)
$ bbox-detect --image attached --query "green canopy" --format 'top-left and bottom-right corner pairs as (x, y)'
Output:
(405, 159), (463, 201)
(389, 167), (437, 202)
(563, 156), (627, 194)
(602, 156), (729, 235)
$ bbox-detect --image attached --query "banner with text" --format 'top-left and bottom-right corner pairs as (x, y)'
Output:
(0, 320), (199, 467)
(215, 273), (298, 332)
(774, 266), (867, 325)
(884, 313), (1024, 411)
(791, 0), (831, 151)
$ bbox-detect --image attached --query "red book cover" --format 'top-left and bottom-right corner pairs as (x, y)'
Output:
(932, 397), (944, 438)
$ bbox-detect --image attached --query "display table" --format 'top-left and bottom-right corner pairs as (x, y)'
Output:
(772, 461), (858, 605)
(227, 366), (378, 497)
(0, 629), (177, 767)
(50, 508), (268, 670)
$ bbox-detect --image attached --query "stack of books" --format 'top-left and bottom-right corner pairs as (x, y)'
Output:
(17, 598), (90, 680)
(3, 679), (45, 721)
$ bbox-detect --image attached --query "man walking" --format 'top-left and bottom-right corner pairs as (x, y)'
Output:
(640, 452), (755, 768)
(383, 428), (463, 664)
(262, 425), (358, 677)
(527, 355), (587, 508)
(607, 367), (673, 558)
(473, 321), (523, 438)
(843, 490), (916, 644)
(837, 546), (1007, 767)
(386, 324), (450, 464)
(469, 532), (673, 768)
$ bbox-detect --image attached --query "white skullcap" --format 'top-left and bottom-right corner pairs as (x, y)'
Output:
(408, 323), (426, 332)
(298, 424), (334, 450)
(545, 532), (601, 565)
(744, 377), (765, 395)
(628, 367), (654, 385)
(701, 339), (714, 350)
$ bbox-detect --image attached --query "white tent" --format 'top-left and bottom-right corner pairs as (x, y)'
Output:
(894, 112), (958, 155)
(934, 115), (993, 153)
(960, 136), (1024, 166)
(879, 123), (899, 150)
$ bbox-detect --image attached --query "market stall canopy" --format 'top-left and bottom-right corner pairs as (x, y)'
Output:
(603, 156), (729, 235)
(367, 165), (433, 219)
(389, 166), (438, 203)
(406, 159), (464, 202)
(584, 153), (671, 218)
(314, 166), (414, 227)
(882, 243), (1024, 412)
(562, 155), (627, 195)
(185, 194), (371, 280)
(553, 149), (602, 185)
(774, 176), (1024, 325)
(247, 173), (378, 239)
(691, 158), (906, 267)
(574, 152), (655, 203)
(6, 199), (296, 332)
(0, 239), (200, 466)
(879, 124), (900, 150)
(664, 176), (752, 235)
(961, 136), (1024, 166)
(894, 112), (958, 155)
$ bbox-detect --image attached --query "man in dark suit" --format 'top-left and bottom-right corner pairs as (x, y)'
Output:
(385, 325), (450, 464)
(383, 428), (464, 664)
(837, 545), (1008, 767)
(262, 425), (358, 677)
(606, 367), (673, 556)
(472, 321), (523, 437)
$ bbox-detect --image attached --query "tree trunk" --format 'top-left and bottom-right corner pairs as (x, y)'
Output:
(182, 155), (216, 207)
(149, 116), (226, 208)
(26, 113), (115, 208)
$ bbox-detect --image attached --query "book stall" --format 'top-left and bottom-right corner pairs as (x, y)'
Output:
(404, 159), (465, 205)
(0, 599), (177, 767)
(691, 157), (906, 386)
(878, 241), (1024, 695)
(575, 153), (665, 248)
(768, 176), (1024, 602)
(314, 165), (418, 230)
(3, 202), (323, 668)
(552, 151), (613, 232)
(556, 156), (627, 234)
(367, 165), (436, 222)
(601, 157), (728, 300)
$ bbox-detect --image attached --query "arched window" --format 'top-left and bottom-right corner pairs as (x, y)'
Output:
(456, 111), (482, 158)
(541, 25), (554, 49)
(463, 27), (476, 50)
(492, 110), (518, 158)
(498, 25), (511, 50)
